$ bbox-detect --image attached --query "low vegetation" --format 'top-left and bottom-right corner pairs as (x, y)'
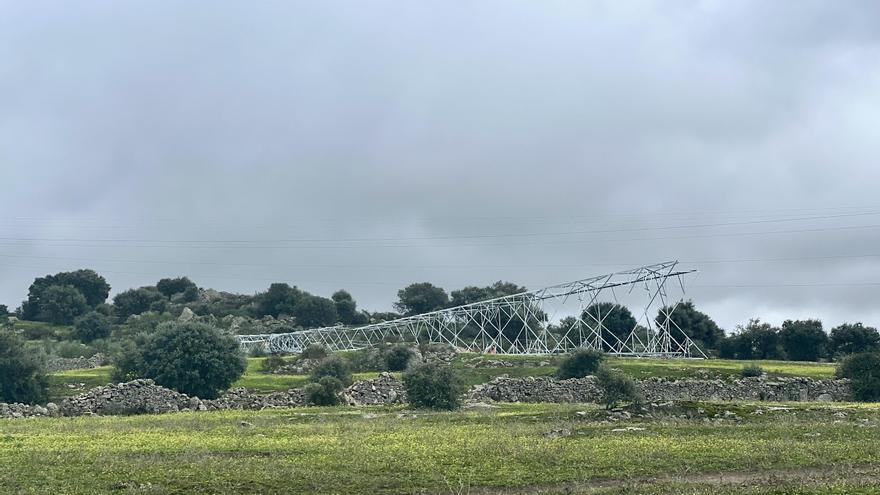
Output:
(556, 349), (604, 379)
(112, 321), (246, 399)
(404, 363), (464, 410)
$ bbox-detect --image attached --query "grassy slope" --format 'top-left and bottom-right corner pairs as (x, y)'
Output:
(1, 402), (878, 494)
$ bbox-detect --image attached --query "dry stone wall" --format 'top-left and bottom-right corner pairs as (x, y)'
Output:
(468, 375), (851, 403)
(45, 353), (107, 373)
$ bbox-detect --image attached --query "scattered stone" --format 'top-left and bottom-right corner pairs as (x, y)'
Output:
(611, 426), (646, 432)
(344, 373), (407, 406)
(544, 428), (571, 438)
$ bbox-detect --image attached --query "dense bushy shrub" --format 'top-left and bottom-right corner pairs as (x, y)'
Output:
(113, 321), (246, 399)
(260, 354), (287, 373)
(403, 363), (464, 410)
(385, 344), (415, 371)
(72, 311), (112, 343)
(301, 343), (329, 360)
(0, 331), (48, 404)
(156, 277), (198, 299)
(310, 355), (353, 387)
(836, 352), (880, 402)
(595, 366), (640, 409)
(556, 349), (604, 379)
(304, 376), (344, 406)
(741, 364), (764, 378)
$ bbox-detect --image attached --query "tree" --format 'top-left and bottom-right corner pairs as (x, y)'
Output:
(404, 363), (464, 410)
(394, 283), (449, 316)
(113, 287), (165, 321)
(581, 303), (637, 351)
(21, 270), (110, 320)
(449, 281), (526, 307)
(294, 295), (338, 328)
(829, 323), (880, 357)
(0, 331), (48, 404)
(722, 319), (782, 360)
(156, 277), (198, 299)
(0, 304), (8, 316)
(332, 290), (367, 325)
(72, 311), (112, 343)
(556, 349), (604, 379)
(114, 321), (246, 399)
(253, 283), (302, 318)
(39, 285), (89, 324)
(655, 300), (723, 349)
(836, 352), (880, 401)
(780, 319), (827, 361)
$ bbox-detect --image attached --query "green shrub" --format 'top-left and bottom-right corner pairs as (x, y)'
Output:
(385, 345), (414, 371)
(260, 354), (288, 373)
(72, 311), (112, 343)
(556, 349), (604, 379)
(301, 343), (329, 360)
(113, 321), (246, 399)
(0, 331), (48, 404)
(741, 364), (764, 378)
(310, 356), (353, 386)
(836, 352), (880, 401)
(404, 363), (464, 410)
(595, 366), (641, 409)
(304, 376), (344, 406)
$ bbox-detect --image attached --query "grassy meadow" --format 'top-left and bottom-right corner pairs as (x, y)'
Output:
(1, 402), (879, 494)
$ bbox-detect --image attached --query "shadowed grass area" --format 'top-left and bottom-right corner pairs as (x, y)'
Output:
(1, 402), (878, 494)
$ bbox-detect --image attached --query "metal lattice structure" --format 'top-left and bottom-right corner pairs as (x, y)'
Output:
(237, 261), (706, 358)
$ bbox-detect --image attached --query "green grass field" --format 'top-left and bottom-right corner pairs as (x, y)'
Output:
(1, 402), (878, 494)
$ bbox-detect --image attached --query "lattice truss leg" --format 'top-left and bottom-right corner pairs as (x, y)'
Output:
(237, 261), (706, 358)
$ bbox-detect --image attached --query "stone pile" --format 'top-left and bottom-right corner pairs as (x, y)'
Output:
(470, 376), (602, 403)
(203, 388), (306, 410)
(469, 375), (851, 403)
(60, 379), (203, 416)
(344, 372), (407, 406)
(0, 402), (58, 419)
(45, 353), (107, 373)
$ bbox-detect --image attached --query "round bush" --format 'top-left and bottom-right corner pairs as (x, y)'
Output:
(741, 364), (764, 378)
(836, 352), (880, 401)
(304, 376), (344, 406)
(556, 349), (605, 379)
(301, 343), (329, 360)
(115, 321), (246, 399)
(0, 331), (48, 404)
(385, 345), (414, 371)
(595, 366), (641, 409)
(310, 355), (353, 386)
(403, 363), (464, 410)
(72, 311), (112, 343)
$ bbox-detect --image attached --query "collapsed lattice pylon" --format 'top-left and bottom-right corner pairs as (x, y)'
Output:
(238, 261), (706, 358)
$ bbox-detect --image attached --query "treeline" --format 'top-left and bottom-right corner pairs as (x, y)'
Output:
(3, 269), (879, 363)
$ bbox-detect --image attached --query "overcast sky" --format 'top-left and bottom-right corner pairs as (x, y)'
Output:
(2, 0), (880, 330)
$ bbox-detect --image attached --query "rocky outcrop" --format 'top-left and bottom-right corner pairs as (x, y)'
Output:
(45, 353), (108, 373)
(469, 375), (851, 403)
(344, 372), (407, 406)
